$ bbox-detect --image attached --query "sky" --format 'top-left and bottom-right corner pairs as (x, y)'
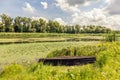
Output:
(0, 0), (120, 30)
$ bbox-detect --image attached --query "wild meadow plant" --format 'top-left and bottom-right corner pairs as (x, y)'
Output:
(0, 42), (120, 80)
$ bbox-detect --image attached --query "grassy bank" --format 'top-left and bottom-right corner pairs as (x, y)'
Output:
(0, 33), (105, 38)
(0, 42), (120, 80)
(0, 33), (105, 44)
(0, 41), (99, 69)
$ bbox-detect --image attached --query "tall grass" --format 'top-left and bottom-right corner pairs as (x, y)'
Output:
(105, 33), (117, 42)
(47, 45), (107, 58)
(0, 42), (98, 69)
(0, 33), (104, 38)
(1, 42), (120, 80)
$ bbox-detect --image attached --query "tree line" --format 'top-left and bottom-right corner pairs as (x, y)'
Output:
(0, 14), (111, 33)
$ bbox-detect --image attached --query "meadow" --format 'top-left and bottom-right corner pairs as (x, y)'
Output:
(0, 33), (104, 44)
(0, 41), (99, 70)
(0, 42), (120, 80)
(0, 33), (120, 80)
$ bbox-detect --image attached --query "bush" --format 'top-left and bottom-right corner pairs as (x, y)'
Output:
(47, 45), (107, 58)
(0, 63), (24, 77)
(105, 33), (117, 42)
(1, 42), (120, 80)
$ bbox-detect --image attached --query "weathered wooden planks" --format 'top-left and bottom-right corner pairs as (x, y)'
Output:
(38, 56), (96, 66)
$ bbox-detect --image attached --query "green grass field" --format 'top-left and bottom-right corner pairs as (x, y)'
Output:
(0, 33), (119, 44)
(0, 41), (99, 69)
(0, 33), (105, 44)
(0, 33), (120, 80)
(0, 33), (105, 38)
(0, 42), (120, 80)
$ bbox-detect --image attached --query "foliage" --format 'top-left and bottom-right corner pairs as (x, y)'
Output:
(0, 33), (105, 38)
(0, 42), (120, 80)
(0, 63), (24, 77)
(0, 14), (112, 33)
(0, 33), (106, 44)
(0, 14), (13, 32)
(47, 45), (107, 58)
(105, 33), (117, 42)
(0, 41), (97, 69)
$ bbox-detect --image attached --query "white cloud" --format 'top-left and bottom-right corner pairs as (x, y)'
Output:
(0, 17), (2, 24)
(106, 15), (120, 30)
(72, 9), (105, 25)
(21, 0), (120, 30)
(32, 17), (66, 25)
(22, 2), (36, 14)
(66, 0), (94, 6)
(55, 0), (120, 30)
(41, 2), (48, 9)
(105, 0), (112, 4)
(55, 0), (80, 13)
(71, 8), (120, 30)
(55, 0), (97, 13)
(0, 20), (2, 24)
(31, 16), (48, 22)
(54, 18), (67, 25)
(105, 0), (120, 15)
(84, 2), (90, 7)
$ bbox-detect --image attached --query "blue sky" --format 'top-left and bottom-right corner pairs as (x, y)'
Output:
(0, 0), (120, 30)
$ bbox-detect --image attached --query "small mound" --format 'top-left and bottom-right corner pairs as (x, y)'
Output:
(47, 45), (106, 58)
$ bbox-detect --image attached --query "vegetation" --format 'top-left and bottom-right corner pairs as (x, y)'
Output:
(0, 42), (120, 80)
(0, 41), (98, 69)
(105, 33), (117, 42)
(0, 14), (111, 33)
(47, 45), (105, 58)
(0, 14), (120, 80)
(0, 33), (105, 44)
(0, 33), (105, 38)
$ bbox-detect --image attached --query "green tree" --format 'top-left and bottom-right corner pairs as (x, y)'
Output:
(0, 22), (5, 32)
(31, 20), (38, 32)
(39, 19), (46, 33)
(14, 16), (23, 32)
(48, 20), (61, 33)
(21, 17), (32, 32)
(75, 25), (81, 33)
(0, 14), (112, 33)
(59, 25), (64, 33)
(0, 14), (13, 32)
(35, 18), (47, 33)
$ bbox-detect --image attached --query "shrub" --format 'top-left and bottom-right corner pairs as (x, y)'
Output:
(105, 33), (117, 42)
(47, 45), (108, 58)
(0, 63), (24, 77)
(1, 42), (120, 80)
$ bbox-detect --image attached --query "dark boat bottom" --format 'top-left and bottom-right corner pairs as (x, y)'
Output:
(38, 56), (96, 66)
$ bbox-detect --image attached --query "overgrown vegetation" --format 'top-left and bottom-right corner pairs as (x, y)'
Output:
(0, 42), (120, 80)
(0, 33), (106, 44)
(105, 33), (117, 42)
(0, 42), (97, 69)
(0, 33), (105, 38)
(0, 14), (111, 33)
(47, 45), (106, 58)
